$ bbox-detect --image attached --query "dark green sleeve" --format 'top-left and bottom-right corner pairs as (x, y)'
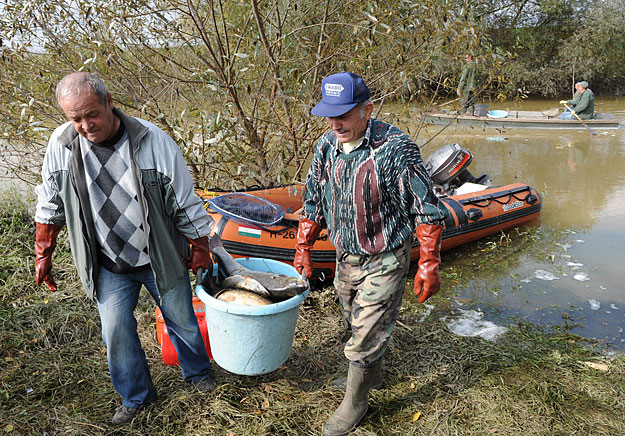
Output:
(573, 92), (590, 113)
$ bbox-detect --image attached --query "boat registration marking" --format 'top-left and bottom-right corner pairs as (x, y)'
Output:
(238, 226), (262, 238)
(503, 201), (523, 212)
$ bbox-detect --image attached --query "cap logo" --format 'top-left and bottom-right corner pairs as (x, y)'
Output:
(324, 83), (344, 97)
(311, 72), (370, 117)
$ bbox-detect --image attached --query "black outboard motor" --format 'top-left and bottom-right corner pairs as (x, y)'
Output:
(424, 143), (492, 196)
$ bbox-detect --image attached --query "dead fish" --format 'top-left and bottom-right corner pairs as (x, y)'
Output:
(215, 289), (272, 306)
(221, 274), (270, 298)
(210, 234), (309, 299)
(542, 107), (561, 118)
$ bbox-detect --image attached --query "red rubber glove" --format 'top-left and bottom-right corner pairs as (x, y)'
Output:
(187, 236), (213, 274)
(293, 218), (322, 279)
(414, 224), (443, 303)
(35, 222), (62, 292)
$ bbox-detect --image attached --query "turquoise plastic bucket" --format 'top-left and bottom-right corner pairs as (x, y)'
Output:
(195, 258), (309, 375)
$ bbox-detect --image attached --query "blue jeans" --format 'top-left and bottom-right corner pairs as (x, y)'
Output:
(96, 266), (212, 408)
(560, 109), (574, 120)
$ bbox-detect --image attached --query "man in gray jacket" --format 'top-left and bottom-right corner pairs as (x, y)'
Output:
(34, 72), (216, 425)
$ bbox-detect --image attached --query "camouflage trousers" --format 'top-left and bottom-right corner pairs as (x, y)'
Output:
(333, 239), (411, 368)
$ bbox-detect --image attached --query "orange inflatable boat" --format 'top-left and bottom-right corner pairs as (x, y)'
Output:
(199, 144), (542, 281)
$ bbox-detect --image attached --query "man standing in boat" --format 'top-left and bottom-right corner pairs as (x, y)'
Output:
(457, 54), (477, 116)
(34, 72), (216, 425)
(559, 81), (595, 120)
(294, 71), (448, 436)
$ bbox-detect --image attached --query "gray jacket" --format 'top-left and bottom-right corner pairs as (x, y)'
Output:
(35, 108), (213, 299)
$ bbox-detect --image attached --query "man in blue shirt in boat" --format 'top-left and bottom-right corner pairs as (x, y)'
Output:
(294, 71), (448, 436)
(559, 81), (595, 120)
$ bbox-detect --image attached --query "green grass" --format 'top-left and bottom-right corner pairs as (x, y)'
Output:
(2, 195), (625, 435)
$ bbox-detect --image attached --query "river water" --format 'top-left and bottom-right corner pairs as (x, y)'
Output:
(395, 97), (625, 353)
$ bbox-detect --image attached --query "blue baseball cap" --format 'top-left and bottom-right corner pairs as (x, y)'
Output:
(311, 72), (371, 117)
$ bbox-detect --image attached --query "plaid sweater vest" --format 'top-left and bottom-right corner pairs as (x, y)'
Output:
(80, 124), (150, 273)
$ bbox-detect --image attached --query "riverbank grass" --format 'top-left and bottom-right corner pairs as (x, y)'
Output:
(1, 195), (624, 435)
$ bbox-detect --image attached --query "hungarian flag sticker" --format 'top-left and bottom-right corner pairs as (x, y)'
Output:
(238, 225), (262, 239)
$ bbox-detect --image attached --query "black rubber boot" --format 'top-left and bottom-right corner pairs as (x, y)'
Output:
(322, 362), (381, 436)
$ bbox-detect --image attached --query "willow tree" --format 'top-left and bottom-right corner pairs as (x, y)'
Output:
(555, 0), (625, 96)
(0, 0), (488, 189)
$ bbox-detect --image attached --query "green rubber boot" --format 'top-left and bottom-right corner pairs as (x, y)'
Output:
(322, 363), (380, 436)
(329, 363), (383, 391)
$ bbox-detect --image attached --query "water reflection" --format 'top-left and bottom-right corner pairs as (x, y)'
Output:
(398, 98), (625, 353)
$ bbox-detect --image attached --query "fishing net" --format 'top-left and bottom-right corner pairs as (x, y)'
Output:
(207, 193), (286, 227)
